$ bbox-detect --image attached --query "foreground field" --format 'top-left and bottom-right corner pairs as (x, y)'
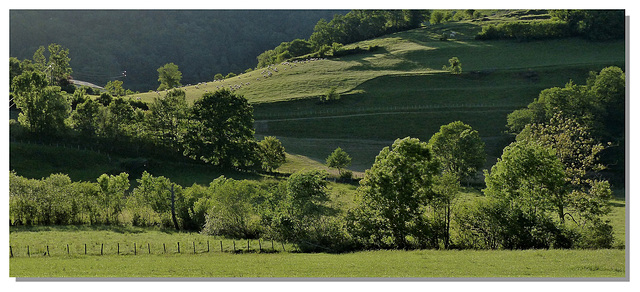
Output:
(9, 197), (626, 279)
(9, 248), (625, 278)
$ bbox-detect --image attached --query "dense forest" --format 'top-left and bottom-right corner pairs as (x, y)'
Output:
(10, 10), (346, 91)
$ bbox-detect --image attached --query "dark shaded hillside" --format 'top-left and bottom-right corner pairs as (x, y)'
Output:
(10, 10), (346, 91)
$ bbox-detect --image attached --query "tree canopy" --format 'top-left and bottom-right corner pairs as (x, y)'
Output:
(157, 63), (183, 91)
(428, 121), (485, 183)
(183, 89), (257, 169)
(347, 137), (440, 249)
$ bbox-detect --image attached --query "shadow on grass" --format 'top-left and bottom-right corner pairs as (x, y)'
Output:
(9, 224), (166, 234)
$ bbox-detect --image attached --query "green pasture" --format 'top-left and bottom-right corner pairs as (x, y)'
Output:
(132, 21), (624, 105)
(111, 21), (625, 174)
(10, 245), (625, 278)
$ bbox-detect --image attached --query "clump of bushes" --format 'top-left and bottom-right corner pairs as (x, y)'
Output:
(476, 20), (572, 41)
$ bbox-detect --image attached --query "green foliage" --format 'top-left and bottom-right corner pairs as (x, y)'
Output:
(263, 170), (346, 251)
(347, 137), (440, 249)
(506, 66), (625, 140)
(308, 10), (427, 52)
(200, 177), (264, 239)
(478, 139), (613, 249)
(157, 63), (182, 91)
(484, 141), (567, 222)
(476, 20), (572, 41)
(183, 89), (257, 169)
(46, 43), (73, 86)
(325, 147), (352, 176)
(257, 136), (287, 172)
(11, 71), (70, 135)
(443, 57), (462, 74)
(515, 113), (613, 240)
(459, 140), (575, 249)
(257, 39), (313, 67)
(96, 172), (130, 224)
(428, 121), (485, 183)
(319, 86), (341, 103)
(478, 10), (624, 42)
(70, 98), (102, 137)
(148, 89), (189, 152)
(550, 10), (625, 41)
(105, 80), (125, 97)
(430, 11), (445, 25)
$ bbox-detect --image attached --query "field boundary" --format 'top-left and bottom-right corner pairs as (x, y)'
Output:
(9, 239), (291, 258)
(255, 102), (524, 121)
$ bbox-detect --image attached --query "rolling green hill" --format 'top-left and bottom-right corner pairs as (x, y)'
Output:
(131, 18), (624, 173)
(12, 14), (625, 183)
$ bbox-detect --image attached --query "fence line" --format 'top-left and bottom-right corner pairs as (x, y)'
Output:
(255, 102), (525, 120)
(9, 239), (289, 258)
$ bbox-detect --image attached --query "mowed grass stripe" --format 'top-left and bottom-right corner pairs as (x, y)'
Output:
(10, 249), (625, 278)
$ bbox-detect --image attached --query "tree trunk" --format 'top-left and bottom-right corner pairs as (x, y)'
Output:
(170, 184), (180, 231)
(444, 202), (451, 249)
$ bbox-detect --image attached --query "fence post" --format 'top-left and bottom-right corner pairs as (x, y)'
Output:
(220, 241), (223, 252)
(134, 243), (137, 255)
(117, 243), (120, 255)
(177, 242), (180, 253)
(67, 244), (69, 255)
(27, 246), (30, 257)
(247, 240), (250, 252)
(163, 243), (166, 254)
(84, 244), (86, 255)
(233, 241), (236, 253)
(271, 240), (274, 251)
(193, 242), (196, 254)
(47, 245), (50, 256)
(10, 246), (13, 258)
(100, 244), (103, 256)
(207, 240), (210, 252)
(148, 243), (151, 255)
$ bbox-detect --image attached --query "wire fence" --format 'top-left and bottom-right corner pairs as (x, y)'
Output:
(255, 102), (524, 120)
(9, 239), (291, 258)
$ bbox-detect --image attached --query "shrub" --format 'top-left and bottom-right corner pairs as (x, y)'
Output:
(476, 20), (573, 41)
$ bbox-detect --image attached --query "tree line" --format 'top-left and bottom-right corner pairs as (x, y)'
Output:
(476, 10), (625, 41)
(256, 10), (434, 68)
(10, 48), (287, 173)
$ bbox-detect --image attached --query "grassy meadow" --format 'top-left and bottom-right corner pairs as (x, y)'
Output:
(9, 248), (625, 278)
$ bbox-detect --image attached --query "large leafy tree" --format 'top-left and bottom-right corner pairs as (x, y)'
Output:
(148, 89), (189, 152)
(157, 62), (182, 91)
(428, 121), (486, 183)
(46, 43), (73, 86)
(484, 141), (567, 222)
(516, 113), (612, 226)
(482, 139), (614, 248)
(11, 71), (70, 135)
(183, 89), (257, 169)
(347, 137), (440, 249)
(105, 80), (125, 97)
(70, 98), (102, 137)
